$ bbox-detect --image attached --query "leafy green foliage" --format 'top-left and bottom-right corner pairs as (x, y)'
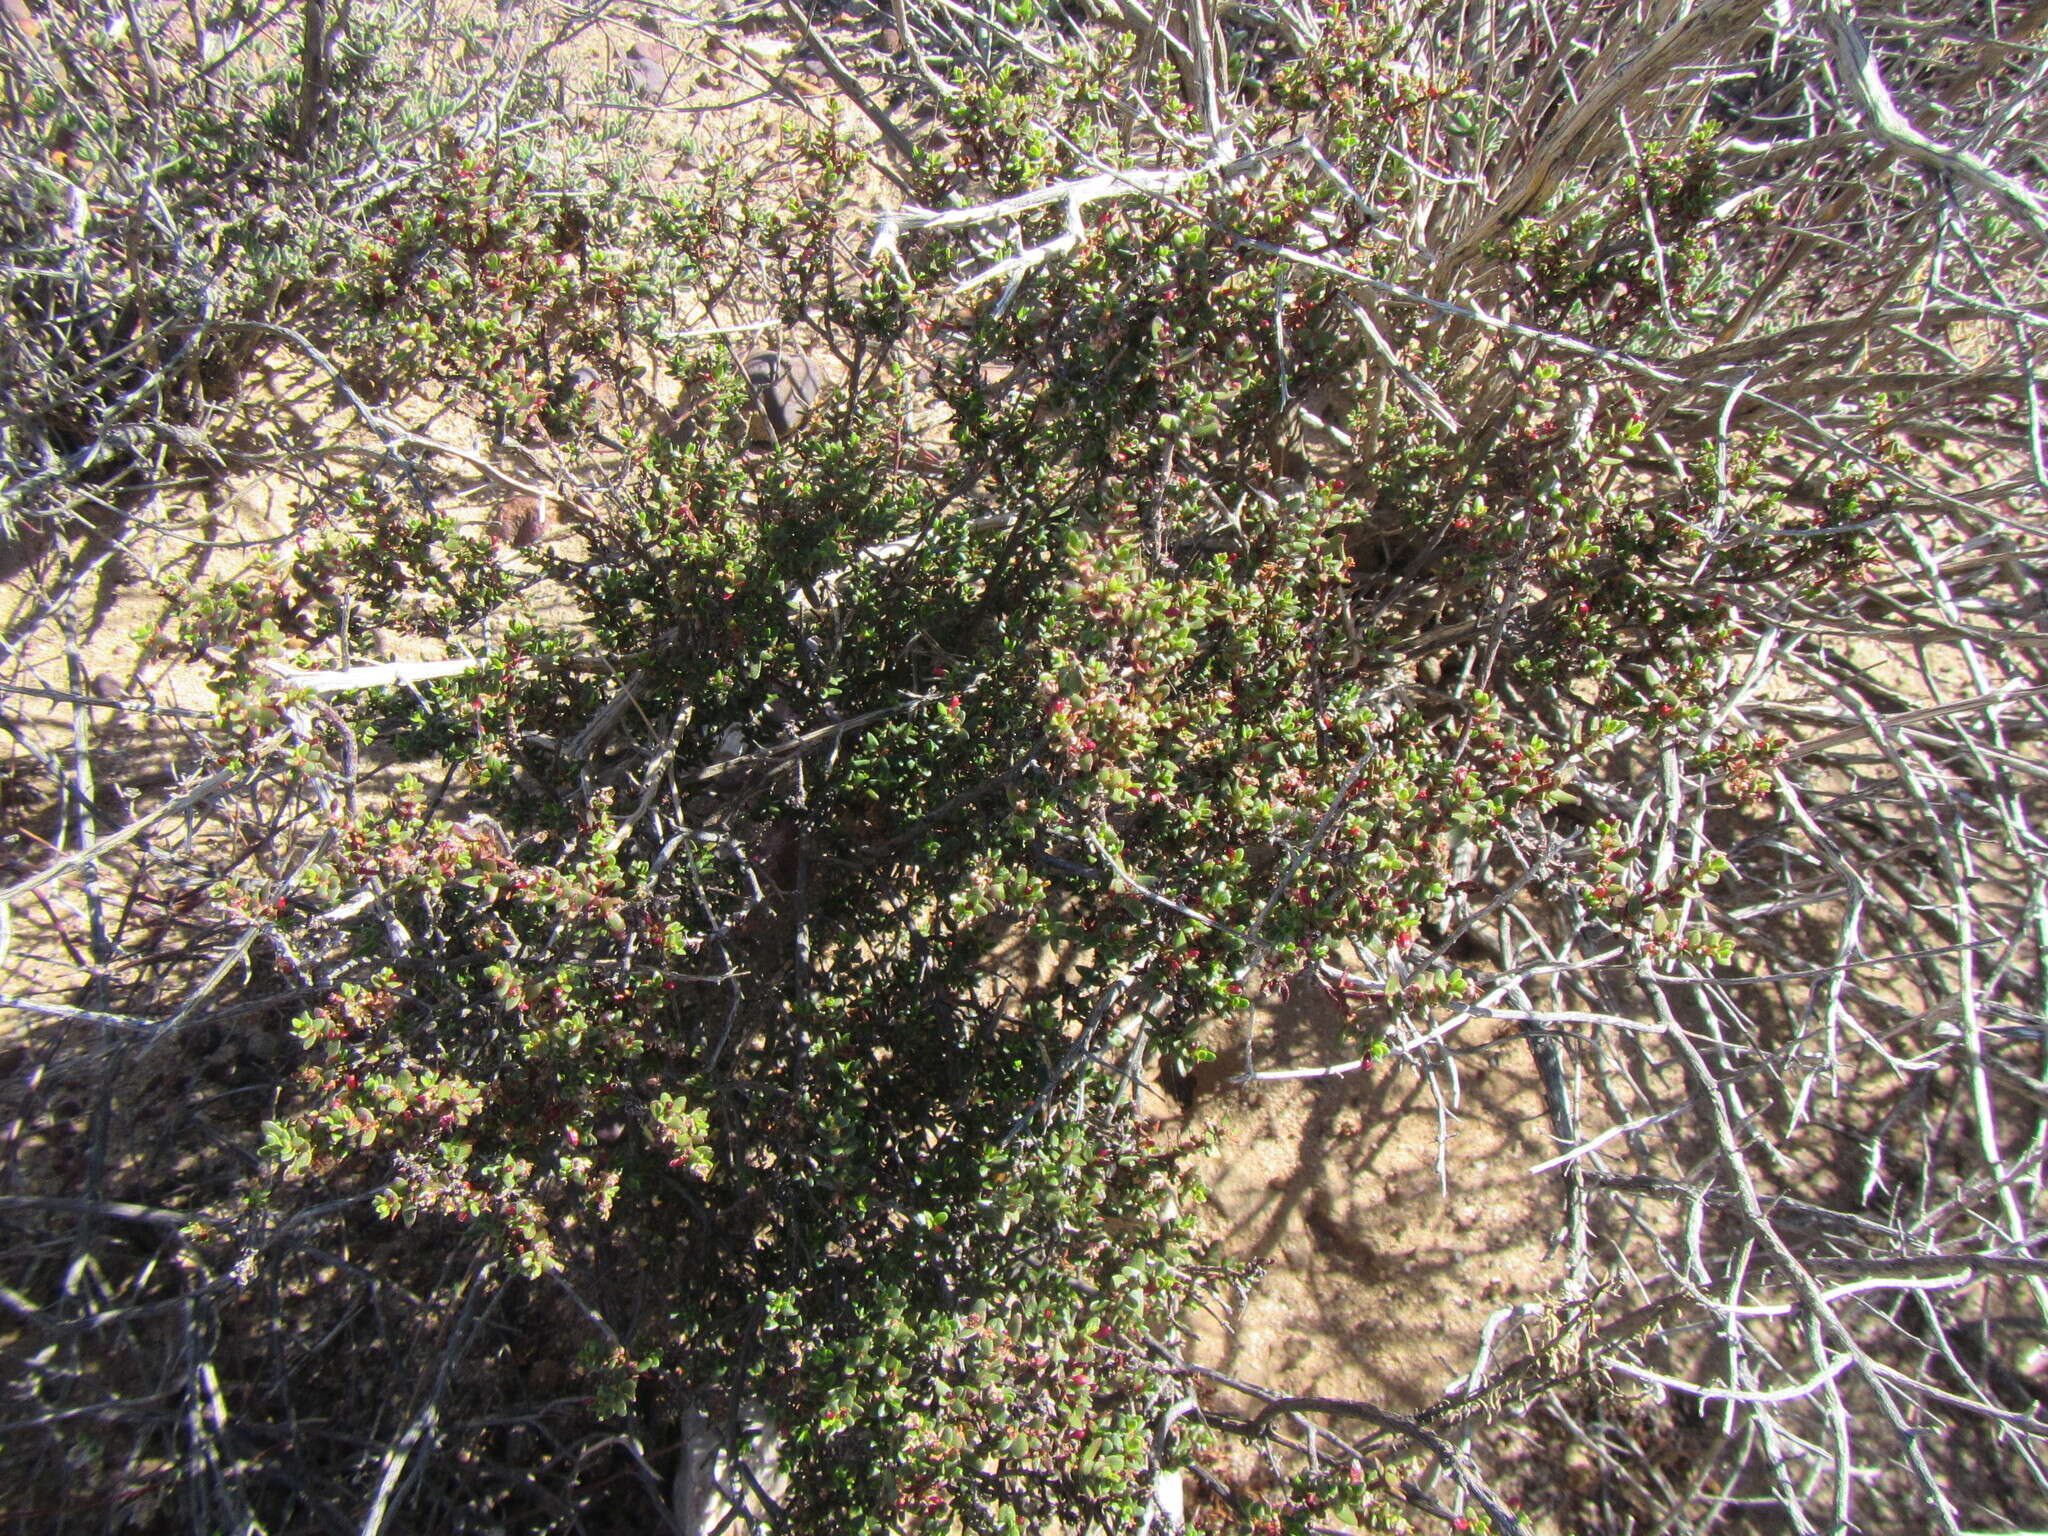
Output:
(153, 4), (1881, 1531)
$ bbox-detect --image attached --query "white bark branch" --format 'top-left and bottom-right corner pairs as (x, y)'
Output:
(1814, 0), (2048, 245)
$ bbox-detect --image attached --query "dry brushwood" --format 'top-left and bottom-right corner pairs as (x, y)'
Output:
(855, 0), (2048, 1528)
(1, 0), (2046, 1532)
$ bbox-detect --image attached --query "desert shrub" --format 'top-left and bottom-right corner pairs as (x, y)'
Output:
(4, 0), (2046, 1532)
(223, 23), (1878, 1530)
(0, 0), (501, 537)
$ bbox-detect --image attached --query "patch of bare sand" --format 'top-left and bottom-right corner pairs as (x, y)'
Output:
(1172, 992), (1565, 1413)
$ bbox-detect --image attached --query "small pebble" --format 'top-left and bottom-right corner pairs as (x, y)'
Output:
(878, 25), (900, 52)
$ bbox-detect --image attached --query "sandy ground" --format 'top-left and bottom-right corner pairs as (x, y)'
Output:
(1163, 993), (1564, 1413)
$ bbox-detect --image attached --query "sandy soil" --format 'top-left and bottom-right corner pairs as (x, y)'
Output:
(1163, 993), (1565, 1413)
